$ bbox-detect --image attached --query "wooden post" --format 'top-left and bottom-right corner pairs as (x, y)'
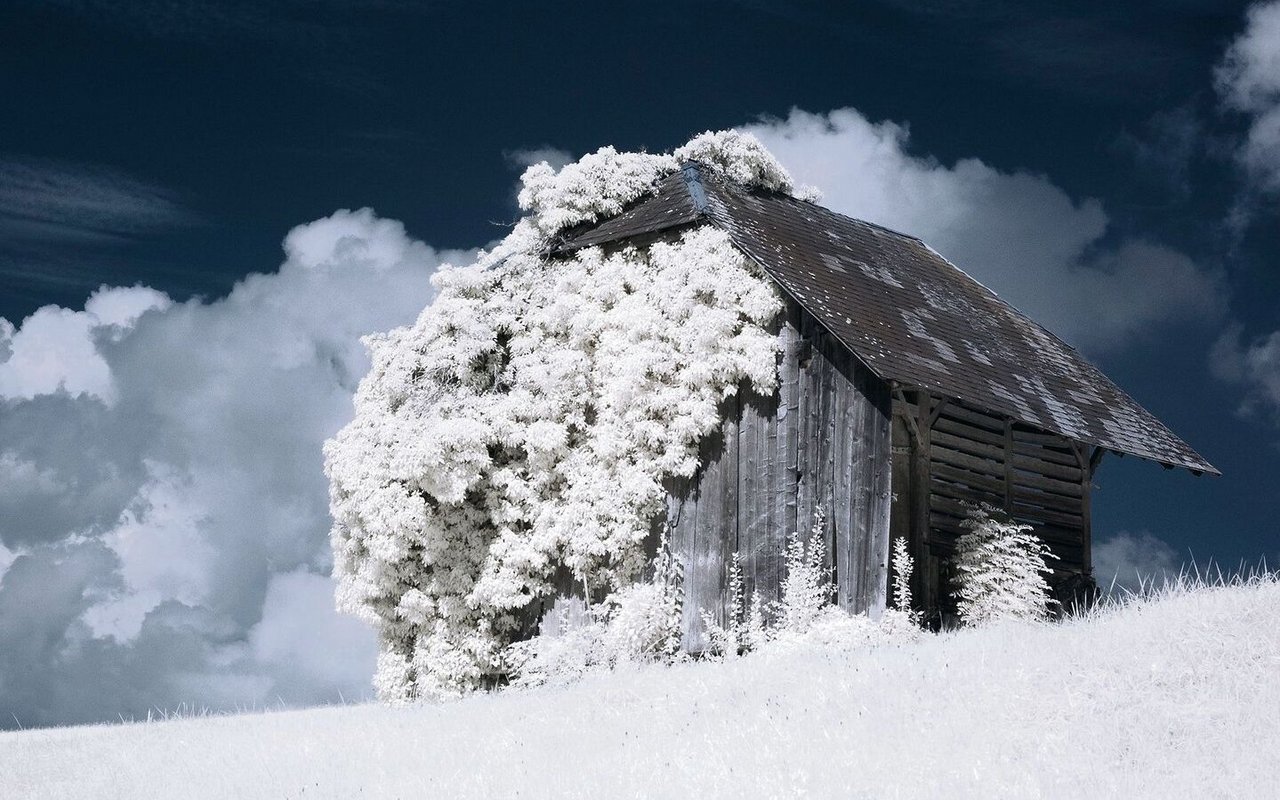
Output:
(1081, 446), (1105, 576)
(888, 402), (913, 612)
(911, 392), (934, 614)
(1002, 418), (1015, 513)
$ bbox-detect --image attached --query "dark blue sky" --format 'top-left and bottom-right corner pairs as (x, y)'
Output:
(2, 2), (1269, 303)
(1, 0), (1279, 727)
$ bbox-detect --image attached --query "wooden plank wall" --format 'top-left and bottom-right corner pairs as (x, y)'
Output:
(667, 302), (893, 651)
(890, 392), (1095, 623)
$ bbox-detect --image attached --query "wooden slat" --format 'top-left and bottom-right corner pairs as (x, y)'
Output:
(931, 443), (1005, 479)
(1009, 469), (1083, 498)
(1002, 418), (1015, 508)
(889, 412), (913, 612)
(1010, 502), (1082, 530)
(1012, 485), (1084, 515)
(926, 512), (1085, 565)
(1044, 544), (1085, 568)
(779, 310), (801, 571)
(912, 393), (936, 612)
(1009, 453), (1082, 482)
(933, 415), (1008, 449)
(833, 344), (857, 610)
(938, 402), (1006, 432)
(1081, 446), (1095, 577)
(931, 429), (1006, 462)
(927, 517), (963, 535)
(931, 461), (1006, 496)
(1010, 426), (1072, 447)
(930, 493), (1081, 537)
(794, 332), (814, 545)
(929, 493), (981, 522)
(681, 404), (737, 652)
(931, 478), (1003, 505)
(738, 386), (784, 608)
(1034, 525), (1086, 549)
(862, 376), (892, 615)
(1010, 440), (1079, 467)
(923, 531), (960, 555)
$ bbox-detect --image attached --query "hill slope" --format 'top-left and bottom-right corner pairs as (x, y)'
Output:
(4, 579), (1277, 799)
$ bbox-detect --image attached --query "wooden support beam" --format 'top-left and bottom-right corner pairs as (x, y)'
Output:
(926, 397), (949, 429)
(910, 392), (934, 614)
(892, 387), (922, 445)
(1069, 441), (1089, 473)
(1088, 446), (1106, 477)
(1002, 417), (1014, 511)
(1068, 443), (1105, 578)
(1080, 459), (1092, 576)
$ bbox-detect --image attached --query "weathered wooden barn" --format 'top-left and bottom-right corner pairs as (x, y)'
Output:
(553, 162), (1218, 641)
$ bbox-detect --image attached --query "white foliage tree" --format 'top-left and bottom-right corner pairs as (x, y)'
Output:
(324, 131), (802, 700)
(953, 505), (1056, 626)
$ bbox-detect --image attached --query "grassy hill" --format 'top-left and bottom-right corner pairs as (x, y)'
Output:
(4, 576), (1276, 799)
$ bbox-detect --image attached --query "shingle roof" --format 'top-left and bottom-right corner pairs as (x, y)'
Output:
(554, 163), (1218, 475)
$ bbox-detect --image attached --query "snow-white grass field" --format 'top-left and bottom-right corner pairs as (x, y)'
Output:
(4, 576), (1277, 800)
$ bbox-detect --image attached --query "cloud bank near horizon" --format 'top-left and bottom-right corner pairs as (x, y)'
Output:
(0, 209), (472, 728)
(0, 107), (1225, 729)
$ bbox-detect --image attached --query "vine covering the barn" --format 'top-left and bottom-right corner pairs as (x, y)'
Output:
(324, 131), (807, 699)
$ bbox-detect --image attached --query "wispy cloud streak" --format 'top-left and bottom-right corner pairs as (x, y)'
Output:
(0, 158), (192, 243)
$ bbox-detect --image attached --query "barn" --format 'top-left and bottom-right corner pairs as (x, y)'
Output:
(552, 162), (1219, 640)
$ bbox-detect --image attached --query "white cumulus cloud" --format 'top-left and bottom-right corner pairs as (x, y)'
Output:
(1217, 0), (1280, 193)
(1092, 531), (1183, 593)
(1210, 323), (1280, 425)
(0, 285), (169, 402)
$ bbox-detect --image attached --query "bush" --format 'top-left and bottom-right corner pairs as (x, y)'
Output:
(506, 528), (685, 687)
(953, 505), (1055, 626)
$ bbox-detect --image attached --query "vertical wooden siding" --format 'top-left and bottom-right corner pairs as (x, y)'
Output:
(666, 303), (893, 651)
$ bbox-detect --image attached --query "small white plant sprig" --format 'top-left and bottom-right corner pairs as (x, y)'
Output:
(701, 554), (768, 658)
(890, 536), (919, 624)
(777, 505), (836, 634)
(953, 504), (1056, 626)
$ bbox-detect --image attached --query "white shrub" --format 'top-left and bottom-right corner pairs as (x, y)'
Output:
(507, 530), (686, 687)
(324, 132), (801, 700)
(776, 506), (835, 634)
(603, 527), (684, 663)
(953, 505), (1056, 626)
